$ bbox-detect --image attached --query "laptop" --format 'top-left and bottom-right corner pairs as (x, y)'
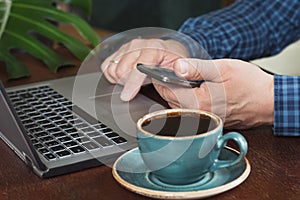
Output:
(0, 63), (167, 178)
(0, 27), (185, 178)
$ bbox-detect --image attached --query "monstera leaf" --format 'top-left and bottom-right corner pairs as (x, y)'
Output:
(0, 0), (99, 79)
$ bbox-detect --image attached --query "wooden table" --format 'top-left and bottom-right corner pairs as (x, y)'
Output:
(0, 29), (300, 200)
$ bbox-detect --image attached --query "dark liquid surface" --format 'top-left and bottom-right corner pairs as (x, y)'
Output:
(142, 114), (217, 137)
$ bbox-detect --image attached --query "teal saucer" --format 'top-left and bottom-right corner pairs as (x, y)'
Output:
(112, 147), (250, 199)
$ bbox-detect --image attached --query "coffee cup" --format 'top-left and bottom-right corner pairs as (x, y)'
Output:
(136, 109), (248, 185)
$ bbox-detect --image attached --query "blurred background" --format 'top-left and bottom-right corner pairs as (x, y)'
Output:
(88, 0), (231, 31)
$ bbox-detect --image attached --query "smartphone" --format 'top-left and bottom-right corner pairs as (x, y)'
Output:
(136, 63), (204, 88)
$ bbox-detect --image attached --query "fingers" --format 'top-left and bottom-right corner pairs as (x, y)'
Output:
(120, 68), (147, 101)
(153, 81), (227, 121)
(101, 44), (140, 85)
(100, 38), (189, 101)
(153, 81), (208, 110)
(173, 59), (221, 82)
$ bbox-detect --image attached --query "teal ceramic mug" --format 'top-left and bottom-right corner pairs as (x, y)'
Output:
(136, 109), (248, 185)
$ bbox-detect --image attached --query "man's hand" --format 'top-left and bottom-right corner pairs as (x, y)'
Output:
(100, 39), (189, 101)
(153, 58), (274, 129)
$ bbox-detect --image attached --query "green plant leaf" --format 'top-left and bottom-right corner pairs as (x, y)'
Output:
(12, 3), (99, 47)
(0, 51), (30, 79)
(0, 0), (99, 80)
(0, 0), (12, 40)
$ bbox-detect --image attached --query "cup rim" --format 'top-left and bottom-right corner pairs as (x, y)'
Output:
(137, 108), (223, 139)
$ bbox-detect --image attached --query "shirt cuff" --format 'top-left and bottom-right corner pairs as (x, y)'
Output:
(160, 32), (211, 59)
(273, 74), (300, 136)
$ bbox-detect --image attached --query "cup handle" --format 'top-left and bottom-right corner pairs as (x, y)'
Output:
(210, 132), (248, 171)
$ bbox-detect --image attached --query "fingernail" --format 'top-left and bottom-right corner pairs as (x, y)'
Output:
(120, 92), (130, 101)
(177, 60), (188, 76)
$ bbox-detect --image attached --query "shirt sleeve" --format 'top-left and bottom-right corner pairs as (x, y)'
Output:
(178, 0), (300, 60)
(274, 75), (300, 136)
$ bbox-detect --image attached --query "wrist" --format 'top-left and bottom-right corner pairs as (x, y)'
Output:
(266, 74), (275, 125)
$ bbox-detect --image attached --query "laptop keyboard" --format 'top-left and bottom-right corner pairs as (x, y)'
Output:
(7, 85), (127, 161)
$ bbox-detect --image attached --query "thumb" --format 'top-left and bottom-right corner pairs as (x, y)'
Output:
(173, 58), (220, 81)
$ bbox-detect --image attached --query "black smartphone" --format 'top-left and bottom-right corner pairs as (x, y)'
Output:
(136, 63), (204, 88)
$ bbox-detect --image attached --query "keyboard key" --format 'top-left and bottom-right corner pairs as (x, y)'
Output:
(101, 128), (113, 133)
(29, 127), (43, 133)
(35, 94), (48, 98)
(105, 132), (119, 138)
(55, 120), (68, 125)
(58, 136), (72, 142)
(16, 89), (27, 94)
(49, 104), (61, 109)
(18, 105), (31, 110)
(76, 136), (90, 143)
(52, 94), (64, 99)
(74, 123), (88, 129)
(52, 132), (66, 138)
(54, 107), (68, 113)
(65, 128), (78, 134)
(34, 132), (48, 138)
(50, 145), (65, 152)
(87, 131), (101, 137)
(93, 137), (113, 147)
(40, 136), (54, 142)
(45, 141), (59, 147)
(93, 123), (107, 129)
(41, 123), (56, 129)
(27, 134), (34, 139)
(27, 112), (41, 117)
(56, 150), (71, 157)
(19, 93), (34, 99)
(39, 108), (52, 113)
(56, 98), (69, 103)
(24, 123), (38, 129)
(48, 115), (62, 121)
(44, 153), (56, 160)
(22, 119), (35, 125)
(47, 127), (61, 133)
(81, 127), (94, 133)
(39, 85), (51, 90)
(70, 146), (86, 153)
(64, 141), (78, 147)
(7, 92), (18, 98)
(34, 143), (44, 149)
(32, 116), (45, 121)
(70, 133), (81, 138)
(31, 139), (39, 144)
(64, 115), (76, 120)
(13, 101), (27, 106)
(61, 101), (72, 106)
(68, 118), (81, 124)
(112, 137), (127, 144)
(35, 105), (48, 110)
(38, 148), (49, 154)
(37, 119), (51, 125)
(82, 141), (99, 150)
(22, 108), (36, 113)
(59, 111), (72, 116)
(59, 124), (73, 129)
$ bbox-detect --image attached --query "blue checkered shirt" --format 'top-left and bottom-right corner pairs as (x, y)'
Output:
(178, 0), (300, 136)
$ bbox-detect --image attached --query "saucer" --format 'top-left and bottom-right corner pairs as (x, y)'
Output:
(112, 147), (250, 199)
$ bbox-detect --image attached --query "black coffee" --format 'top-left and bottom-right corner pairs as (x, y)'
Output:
(141, 113), (218, 137)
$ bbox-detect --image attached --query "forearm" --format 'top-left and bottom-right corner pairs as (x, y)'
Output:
(179, 0), (300, 60)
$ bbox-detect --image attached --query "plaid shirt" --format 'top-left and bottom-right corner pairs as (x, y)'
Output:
(178, 0), (300, 136)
